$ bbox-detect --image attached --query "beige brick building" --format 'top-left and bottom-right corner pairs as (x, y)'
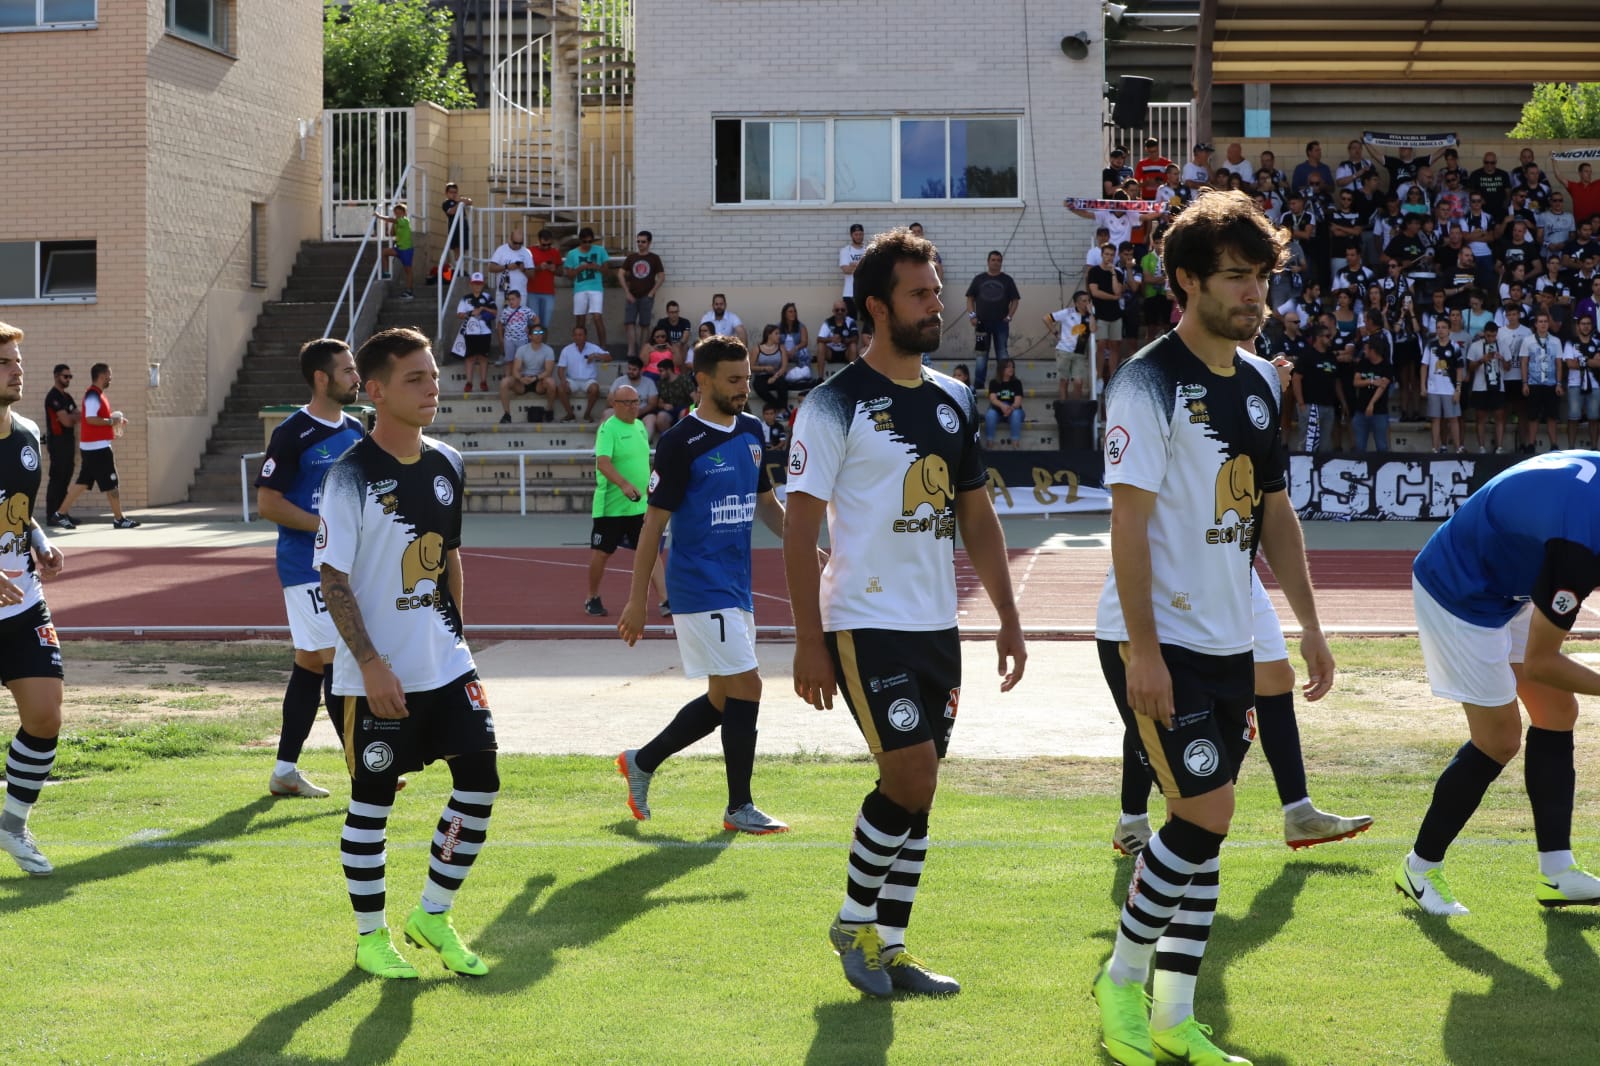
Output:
(0, 0), (322, 508)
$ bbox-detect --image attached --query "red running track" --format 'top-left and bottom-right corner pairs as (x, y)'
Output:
(45, 546), (1421, 636)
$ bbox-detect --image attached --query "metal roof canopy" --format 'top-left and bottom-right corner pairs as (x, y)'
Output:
(1211, 0), (1600, 83)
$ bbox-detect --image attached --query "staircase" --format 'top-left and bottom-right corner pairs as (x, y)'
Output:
(187, 241), (361, 503)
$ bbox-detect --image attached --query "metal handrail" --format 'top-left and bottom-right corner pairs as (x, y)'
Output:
(241, 445), (621, 522)
(324, 162), (415, 344)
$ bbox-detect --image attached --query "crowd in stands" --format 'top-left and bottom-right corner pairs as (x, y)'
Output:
(1071, 136), (1600, 454)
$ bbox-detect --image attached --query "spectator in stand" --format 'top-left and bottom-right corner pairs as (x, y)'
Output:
(1133, 137), (1173, 199)
(1281, 191), (1320, 284)
(964, 249), (1021, 387)
(1538, 190), (1576, 262)
(777, 303), (811, 376)
(1103, 145), (1134, 196)
(618, 230), (665, 362)
(556, 323), (608, 423)
(1423, 317), (1465, 453)
(487, 227), (533, 307)
(1219, 143), (1254, 185)
(1577, 276), (1600, 330)
(1505, 186), (1540, 235)
(1563, 313), (1599, 447)
(1155, 167), (1187, 212)
(839, 223), (867, 318)
(1437, 167), (1470, 221)
(1497, 303), (1532, 434)
(1551, 156), (1600, 228)
(984, 358), (1025, 449)
(1066, 193), (1143, 255)
(1522, 312), (1564, 453)
(641, 327), (675, 382)
(1294, 325), (1343, 453)
(1464, 321), (1508, 452)
(1045, 289), (1094, 403)
(1256, 149), (1287, 191)
(1291, 141), (1335, 194)
(1351, 335), (1395, 452)
(1086, 244), (1124, 381)
(653, 300), (694, 364)
(42, 364), (77, 527)
(1459, 192), (1502, 291)
(564, 227), (612, 347)
(817, 301), (859, 371)
(691, 321), (715, 371)
(56, 362), (137, 528)
(1498, 219), (1540, 282)
(1139, 239), (1169, 345)
(1181, 143), (1213, 193)
(373, 203), (415, 299)
(1469, 152), (1511, 219)
(499, 324), (556, 424)
(1335, 138), (1376, 194)
(1517, 164), (1552, 211)
(607, 358), (666, 440)
(907, 222), (943, 282)
(440, 182), (471, 265)
(700, 294), (748, 347)
(656, 357), (695, 422)
(750, 323), (790, 412)
(456, 272), (497, 395)
(1116, 242), (1144, 352)
(1269, 224), (1306, 311)
(1333, 246), (1374, 304)
(527, 229), (562, 333)
(1327, 188), (1366, 285)
(1436, 147), (1467, 187)
(1514, 148), (1549, 190)
(495, 289), (533, 374)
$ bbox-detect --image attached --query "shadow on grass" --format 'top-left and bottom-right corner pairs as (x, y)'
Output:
(189, 971), (422, 1066)
(805, 997), (895, 1066)
(0, 796), (333, 917)
(464, 828), (740, 996)
(1415, 908), (1600, 1064)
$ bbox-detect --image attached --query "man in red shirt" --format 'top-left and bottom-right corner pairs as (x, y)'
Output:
(526, 228), (562, 337)
(1134, 137), (1174, 200)
(56, 363), (138, 528)
(1551, 155), (1600, 228)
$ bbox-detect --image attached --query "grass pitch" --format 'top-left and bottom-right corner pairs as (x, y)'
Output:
(2, 641), (1600, 1064)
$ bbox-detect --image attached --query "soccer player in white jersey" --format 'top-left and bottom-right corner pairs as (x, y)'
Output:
(1090, 191), (1333, 1066)
(255, 338), (365, 799)
(0, 322), (67, 876)
(786, 228), (1026, 998)
(316, 327), (498, 980)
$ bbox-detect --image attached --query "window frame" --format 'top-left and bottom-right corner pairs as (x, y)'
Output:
(165, 0), (233, 55)
(713, 113), (1025, 209)
(0, 240), (97, 305)
(249, 202), (268, 288)
(0, 0), (96, 32)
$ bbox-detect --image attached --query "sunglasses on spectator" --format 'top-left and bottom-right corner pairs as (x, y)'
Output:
(57, 373), (71, 380)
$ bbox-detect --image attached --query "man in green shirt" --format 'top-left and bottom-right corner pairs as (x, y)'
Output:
(1139, 241), (1168, 345)
(586, 384), (665, 616)
(565, 226), (612, 348)
(374, 203), (415, 299)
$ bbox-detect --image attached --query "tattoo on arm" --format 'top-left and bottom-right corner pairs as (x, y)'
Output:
(321, 566), (378, 665)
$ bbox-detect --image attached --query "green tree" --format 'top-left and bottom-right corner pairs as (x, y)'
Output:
(324, 0), (475, 110)
(1508, 83), (1600, 139)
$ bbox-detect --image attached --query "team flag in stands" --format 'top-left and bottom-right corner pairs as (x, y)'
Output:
(1553, 148), (1600, 161)
(1063, 197), (1165, 212)
(1362, 131), (1458, 149)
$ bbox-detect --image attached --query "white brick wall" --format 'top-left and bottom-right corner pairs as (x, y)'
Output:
(635, 0), (1106, 313)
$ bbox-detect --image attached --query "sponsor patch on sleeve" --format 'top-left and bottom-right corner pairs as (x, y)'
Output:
(789, 441), (808, 476)
(1105, 425), (1130, 464)
(1551, 589), (1580, 616)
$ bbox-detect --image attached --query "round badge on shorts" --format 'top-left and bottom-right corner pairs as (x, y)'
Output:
(362, 742), (395, 773)
(1246, 395), (1272, 430)
(20, 445), (38, 471)
(433, 475), (454, 506)
(887, 698), (920, 732)
(1183, 739), (1220, 777)
(935, 404), (960, 434)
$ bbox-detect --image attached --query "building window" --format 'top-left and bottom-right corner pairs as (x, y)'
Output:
(0, 0), (96, 30)
(714, 115), (1021, 206)
(250, 203), (268, 288)
(166, 0), (231, 53)
(0, 240), (96, 302)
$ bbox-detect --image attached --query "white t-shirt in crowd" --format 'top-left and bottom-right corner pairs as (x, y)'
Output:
(839, 243), (867, 297)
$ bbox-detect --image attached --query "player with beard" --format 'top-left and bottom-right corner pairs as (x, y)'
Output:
(256, 338), (366, 798)
(615, 334), (790, 835)
(0, 322), (67, 876)
(1091, 191), (1333, 1066)
(786, 228), (1026, 998)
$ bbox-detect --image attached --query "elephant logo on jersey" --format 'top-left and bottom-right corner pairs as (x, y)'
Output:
(901, 455), (952, 516)
(1213, 454), (1258, 524)
(0, 492), (30, 567)
(401, 531), (446, 593)
(1551, 589), (1580, 616)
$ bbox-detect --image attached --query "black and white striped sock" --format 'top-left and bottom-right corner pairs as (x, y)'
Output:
(420, 789), (497, 914)
(838, 788), (912, 925)
(1151, 856), (1220, 1030)
(342, 789), (393, 935)
(876, 810), (929, 954)
(2, 729), (57, 827)
(1108, 816), (1224, 986)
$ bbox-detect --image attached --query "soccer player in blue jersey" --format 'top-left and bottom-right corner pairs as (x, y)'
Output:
(1400, 450), (1600, 915)
(615, 334), (790, 834)
(255, 338), (365, 799)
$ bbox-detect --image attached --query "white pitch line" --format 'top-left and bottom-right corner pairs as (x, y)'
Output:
(463, 549), (790, 605)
